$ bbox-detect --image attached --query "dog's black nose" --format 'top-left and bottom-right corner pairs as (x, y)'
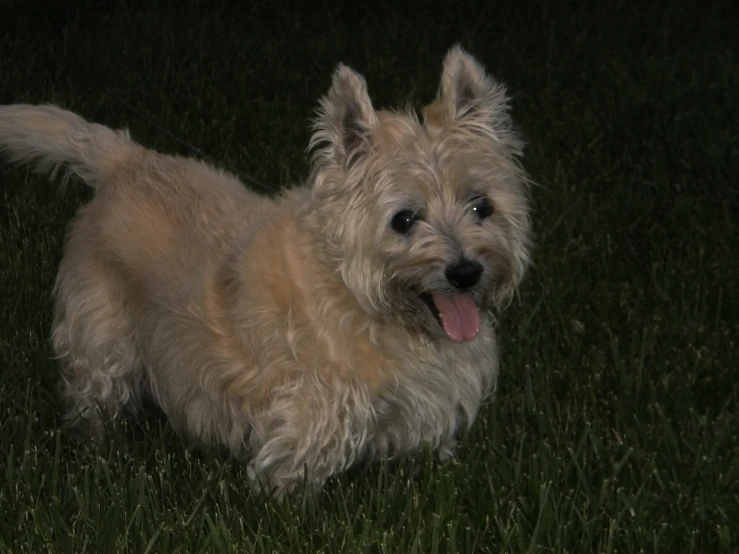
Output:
(445, 259), (483, 289)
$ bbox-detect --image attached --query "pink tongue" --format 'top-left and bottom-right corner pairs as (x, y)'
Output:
(431, 293), (480, 342)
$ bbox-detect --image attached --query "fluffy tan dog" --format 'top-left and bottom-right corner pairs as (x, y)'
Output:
(0, 45), (531, 494)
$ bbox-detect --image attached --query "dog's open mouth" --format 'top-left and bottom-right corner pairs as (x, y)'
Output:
(420, 292), (480, 343)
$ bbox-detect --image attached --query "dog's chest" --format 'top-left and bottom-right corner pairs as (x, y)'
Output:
(366, 330), (498, 452)
(390, 337), (496, 402)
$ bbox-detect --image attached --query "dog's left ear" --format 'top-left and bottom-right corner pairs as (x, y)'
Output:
(311, 64), (378, 170)
(425, 45), (516, 141)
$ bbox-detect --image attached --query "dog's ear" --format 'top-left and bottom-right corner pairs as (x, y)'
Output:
(425, 45), (516, 142)
(311, 64), (378, 169)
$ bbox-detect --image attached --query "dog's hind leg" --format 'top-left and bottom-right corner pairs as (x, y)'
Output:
(51, 244), (145, 440)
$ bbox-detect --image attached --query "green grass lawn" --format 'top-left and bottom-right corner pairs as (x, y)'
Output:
(0, 0), (736, 552)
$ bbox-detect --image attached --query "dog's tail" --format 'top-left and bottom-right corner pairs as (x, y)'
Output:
(0, 104), (135, 189)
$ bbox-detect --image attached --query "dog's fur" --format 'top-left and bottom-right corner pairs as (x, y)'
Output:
(0, 46), (531, 494)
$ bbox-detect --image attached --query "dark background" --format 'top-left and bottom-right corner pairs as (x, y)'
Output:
(0, 0), (736, 552)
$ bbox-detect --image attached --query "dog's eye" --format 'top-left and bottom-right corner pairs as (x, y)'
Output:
(471, 196), (494, 220)
(390, 210), (419, 234)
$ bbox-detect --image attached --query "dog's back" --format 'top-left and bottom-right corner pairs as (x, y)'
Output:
(0, 104), (266, 285)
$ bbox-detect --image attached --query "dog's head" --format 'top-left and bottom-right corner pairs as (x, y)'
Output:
(306, 45), (532, 343)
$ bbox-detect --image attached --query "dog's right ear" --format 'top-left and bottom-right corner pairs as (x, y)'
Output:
(310, 64), (378, 170)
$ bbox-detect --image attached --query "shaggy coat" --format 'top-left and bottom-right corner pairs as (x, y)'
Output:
(0, 46), (531, 494)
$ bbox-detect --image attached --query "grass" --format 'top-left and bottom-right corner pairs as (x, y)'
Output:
(0, 0), (737, 552)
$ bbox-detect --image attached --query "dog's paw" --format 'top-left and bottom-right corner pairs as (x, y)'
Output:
(437, 438), (458, 464)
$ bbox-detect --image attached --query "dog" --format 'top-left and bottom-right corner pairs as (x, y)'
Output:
(0, 45), (532, 495)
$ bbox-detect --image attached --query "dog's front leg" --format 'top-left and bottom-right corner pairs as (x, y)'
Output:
(246, 378), (373, 496)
